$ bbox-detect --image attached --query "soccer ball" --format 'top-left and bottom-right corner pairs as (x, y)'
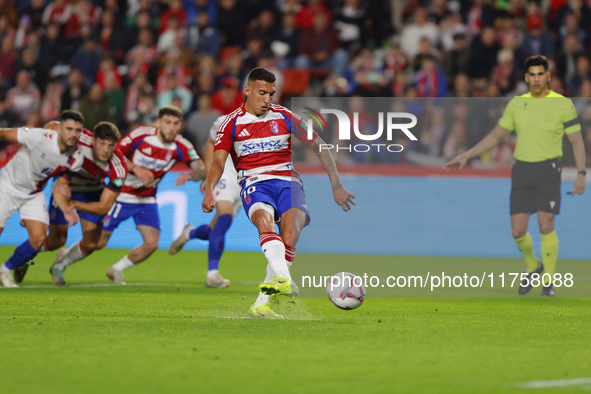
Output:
(326, 272), (366, 310)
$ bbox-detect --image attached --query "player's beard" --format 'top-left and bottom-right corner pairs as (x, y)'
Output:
(61, 136), (79, 151)
(158, 129), (176, 143)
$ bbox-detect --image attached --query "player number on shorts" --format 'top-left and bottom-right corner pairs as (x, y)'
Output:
(242, 186), (256, 196)
(108, 202), (123, 218)
(217, 179), (226, 189)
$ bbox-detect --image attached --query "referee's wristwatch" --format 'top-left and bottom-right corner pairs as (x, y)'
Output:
(578, 170), (587, 176)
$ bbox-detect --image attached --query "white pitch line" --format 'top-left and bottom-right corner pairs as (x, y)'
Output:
(0, 281), (260, 289)
(513, 377), (591, 388)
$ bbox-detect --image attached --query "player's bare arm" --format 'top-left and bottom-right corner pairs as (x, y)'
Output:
(71, 188), (119, 216)
(444, 124), (511, 170)
(200, 137), (216, 194)
(567, 131), (587, 195)
(123, 156), (154, 186)
(310, 136), (356, 212)
(202, 149), (229, 213)
(0, 128), (20, 143)
(176, 160), (207, 186)
(52, 177), (79, 226)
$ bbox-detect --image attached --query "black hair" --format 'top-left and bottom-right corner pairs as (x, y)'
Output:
(158, 105), (183, 119)
(247, 67), (276, 84)
(60, 109), (84, 124)
(93, 121), (121, 142)
(525, 55), (549, 72)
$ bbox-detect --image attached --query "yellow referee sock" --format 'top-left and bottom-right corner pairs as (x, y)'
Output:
(514, 233), (539, 273)
(541, 230), (559, 285)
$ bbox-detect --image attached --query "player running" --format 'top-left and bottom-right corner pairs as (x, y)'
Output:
(0, 110), (84, 288)
(202, 68), (355, 318)
(168, 114), (239, 288)
(96, 105), (206, 285)
(42, 122), (128, 286)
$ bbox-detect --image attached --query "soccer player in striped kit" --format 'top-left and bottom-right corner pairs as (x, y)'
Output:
(98, 106), (206, 285)
(40, 122), (128, 286)
(202, 68), (355, 318)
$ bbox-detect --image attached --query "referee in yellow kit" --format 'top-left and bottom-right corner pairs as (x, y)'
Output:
(444, 55), (586, 296)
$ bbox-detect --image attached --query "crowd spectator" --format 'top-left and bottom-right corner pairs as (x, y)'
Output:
(0, 95), (19, 128)
(295, 12), (348, 76)
(71, 35), (102, 85)
(157, 73), (193, 113)
(79, 83), (113, 129)
(184, 94), (221, 156)
(61, 68), (88, 112)
(211, 76), (243, 115)
(186, 11), (220, 57)
(5, 70), (41, 122)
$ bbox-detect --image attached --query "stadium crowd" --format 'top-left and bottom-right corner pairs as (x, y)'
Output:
(1, 0), (591, 166)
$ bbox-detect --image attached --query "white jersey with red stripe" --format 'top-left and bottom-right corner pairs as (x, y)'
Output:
(214, 104), (317, 188)
(117, 126), (199, 204)
(0, 127), (76, 198)
(66, 129), (128, 193)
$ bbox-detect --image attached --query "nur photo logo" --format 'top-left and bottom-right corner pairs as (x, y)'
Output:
(302, 106), (419, 153)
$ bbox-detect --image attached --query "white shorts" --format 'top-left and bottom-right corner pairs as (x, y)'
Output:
(214, 172), (242, 217)
(0, 188), (49, 228)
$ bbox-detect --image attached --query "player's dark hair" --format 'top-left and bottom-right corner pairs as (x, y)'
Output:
(93, 121), (121, 142)
(525, 55), (549, 72)
(158, 105), (183, 119)
(247, 67), (276, 84)
(60, 109), (84, 124)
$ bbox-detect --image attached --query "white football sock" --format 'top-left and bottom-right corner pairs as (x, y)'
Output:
(53, 240), (86, 270)
(112, 255), (134, 271)
(0, 263), (9, 273)
(253, 292), (272, 307)
(207, 269), (219, 279)
(253, 262), (278, 308)
(261, 239), (290, 279)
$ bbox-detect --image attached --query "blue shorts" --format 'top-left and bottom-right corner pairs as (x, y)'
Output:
(102, 201), (160, 232)
(49, 190), (104, 226)
(241, 179), (311, 226)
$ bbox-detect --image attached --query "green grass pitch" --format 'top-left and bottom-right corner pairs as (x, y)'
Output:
(1, 245), (590, 393)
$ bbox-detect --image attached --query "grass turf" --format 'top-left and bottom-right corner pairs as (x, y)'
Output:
(1, 245), (590, 393)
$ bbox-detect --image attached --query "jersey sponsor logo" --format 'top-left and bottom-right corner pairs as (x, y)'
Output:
(215, 133), (223, 145)
(41, 167), (53, 175)
(43, 132), (54, 139)
(239, 139), (284, 155)
(142, 147), (152, 155)
(270, 121), (279, 135)
(40, 153), (46, 159)
(134, 155), (169, 171)
(238, 129), (251, 137)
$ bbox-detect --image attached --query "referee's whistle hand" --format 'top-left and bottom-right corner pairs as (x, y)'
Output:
(571, 176), (586, 195)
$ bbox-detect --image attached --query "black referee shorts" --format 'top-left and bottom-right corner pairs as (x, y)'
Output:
(510, 158), (562, 215)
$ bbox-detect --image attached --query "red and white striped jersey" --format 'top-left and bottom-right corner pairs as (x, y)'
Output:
(65, 129), (128, 193)
(0, 127), (76, 198)
(214, 104), (317, 187)
(117, 126), (199, 204)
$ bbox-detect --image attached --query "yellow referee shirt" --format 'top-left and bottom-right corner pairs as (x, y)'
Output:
(498, 90), (581, 162)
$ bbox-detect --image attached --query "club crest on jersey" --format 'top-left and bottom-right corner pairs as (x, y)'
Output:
(271, 120), (279, 135)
